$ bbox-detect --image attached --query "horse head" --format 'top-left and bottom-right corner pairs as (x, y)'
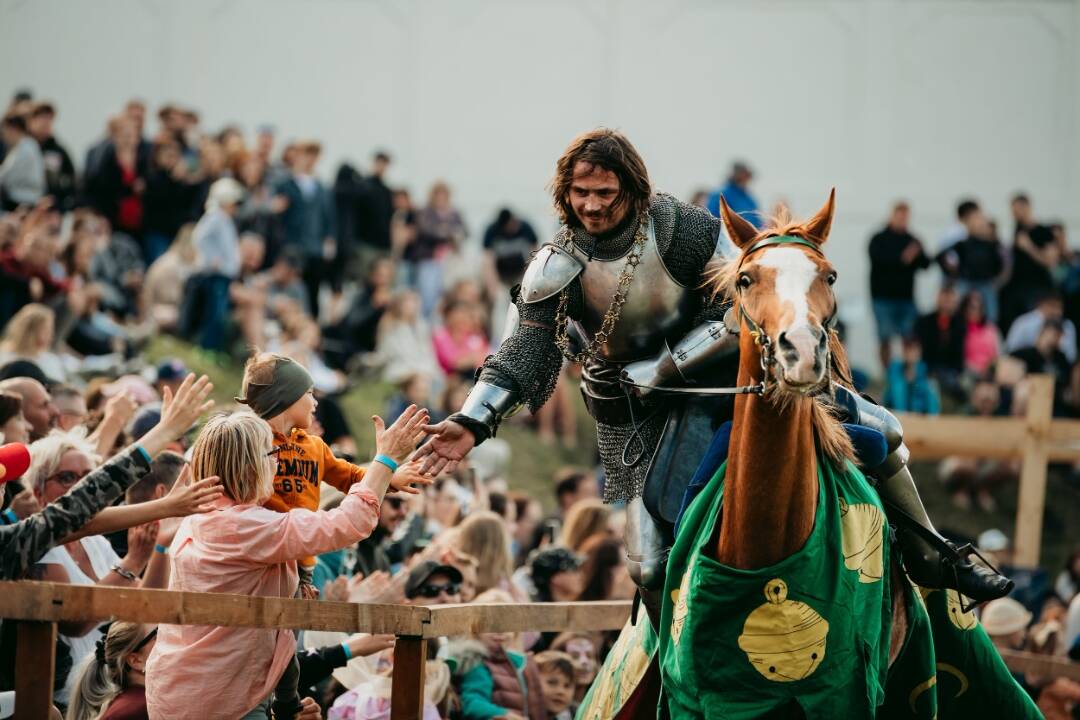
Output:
(718, 190), (839, 395)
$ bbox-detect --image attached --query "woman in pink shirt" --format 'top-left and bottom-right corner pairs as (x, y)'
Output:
(432, 300), (489, 378)
(962, 291), (1002, 377)
(145, 405), (429, 720)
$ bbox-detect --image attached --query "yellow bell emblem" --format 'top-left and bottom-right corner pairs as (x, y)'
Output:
(944, 589), (978, 631)
(670, 557), (694, 647)
(839, 497), (885, 583)
(738, 578), (829, 682)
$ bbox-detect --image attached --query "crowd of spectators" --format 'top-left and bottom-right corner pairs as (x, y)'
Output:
(1, 90), (1079, 719)
(865, 196), (1080, 509)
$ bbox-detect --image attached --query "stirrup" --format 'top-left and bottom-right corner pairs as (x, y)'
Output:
(947, 542), (1012, 614)
(881, 498), (1013, 611)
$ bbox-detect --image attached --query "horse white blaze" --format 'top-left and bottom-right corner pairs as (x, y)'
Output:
(757, 248), (823, 386)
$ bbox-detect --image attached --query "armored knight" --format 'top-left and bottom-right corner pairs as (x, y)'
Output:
(418, 129), (1010, 622)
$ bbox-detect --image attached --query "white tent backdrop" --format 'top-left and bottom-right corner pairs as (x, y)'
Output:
(3, 0), (1079, 372)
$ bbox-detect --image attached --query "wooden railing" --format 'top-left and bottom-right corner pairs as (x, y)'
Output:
(897, 375), (1080, 567)
(0, 582), (630, 720)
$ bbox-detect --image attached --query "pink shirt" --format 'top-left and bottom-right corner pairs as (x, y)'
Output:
(145, 484), (380, 720)
(432, 327), (488, 375)
(964, 322), (1001, 376)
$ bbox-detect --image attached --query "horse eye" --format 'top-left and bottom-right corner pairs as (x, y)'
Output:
(826, 272), (837, 286)
(737, 274), (753, 290)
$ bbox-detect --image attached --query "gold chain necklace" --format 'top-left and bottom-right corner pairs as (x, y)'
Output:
(554, 219), (649, 363)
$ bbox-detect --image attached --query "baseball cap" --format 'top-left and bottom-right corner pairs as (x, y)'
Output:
(0, 360), (57, 388)
(981, 598), (1032, 637)
(404, 561), (463, 600)
(156, 359), (189, 383)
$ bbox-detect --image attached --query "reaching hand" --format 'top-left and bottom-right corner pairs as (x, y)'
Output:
(413, 420), (475, 477)
(323, 575), (350, 603)
(125, 522), (158, 573)
(163, 464), (223, 517)
(102, 392), (139, 429)
(372, 405), (429, 465)
(345, 633), (396, 658)
(388, 459), (433, 496)
(294, 697), (321, 720)
(10, 488), (41, 520)
(141, 375), (215, 456)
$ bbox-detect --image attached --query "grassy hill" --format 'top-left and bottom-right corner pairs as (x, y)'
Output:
(144, 336), (598, 509)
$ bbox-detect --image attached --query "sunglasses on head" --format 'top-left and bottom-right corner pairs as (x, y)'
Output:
(46, 469), (88, 488)
(385, 496), (406, 510)
(416, 581), (460, 599)
(133, 627), (158, 653)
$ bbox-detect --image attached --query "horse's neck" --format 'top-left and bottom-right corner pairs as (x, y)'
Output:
(714, 330), (819, 569)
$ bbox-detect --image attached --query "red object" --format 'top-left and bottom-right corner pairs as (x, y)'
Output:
(0, 443), (31, 484)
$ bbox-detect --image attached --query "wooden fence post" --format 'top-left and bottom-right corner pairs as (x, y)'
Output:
(390, 635), (427, 720)
(14, 621), (56, 720)
(1013, 374), (1054, 568)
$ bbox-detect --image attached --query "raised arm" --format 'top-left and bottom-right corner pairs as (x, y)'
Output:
(416, 245), (576, 476)
(0, 374), (214, 580)
(248, 406), (429, 564)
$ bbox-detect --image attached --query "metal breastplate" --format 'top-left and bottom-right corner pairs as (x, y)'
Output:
(566, 216), (699, 362)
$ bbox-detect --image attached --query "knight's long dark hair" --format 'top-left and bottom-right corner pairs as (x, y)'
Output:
(550, 128), (652, 227)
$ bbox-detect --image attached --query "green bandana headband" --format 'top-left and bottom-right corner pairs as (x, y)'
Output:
(235, 357), (314, 420)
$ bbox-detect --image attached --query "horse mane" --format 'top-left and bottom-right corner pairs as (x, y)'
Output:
(702, 205), (855, 467)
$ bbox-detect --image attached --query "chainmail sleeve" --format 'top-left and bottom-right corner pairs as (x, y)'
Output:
(653, 194), (728, 322)
(477, 282), (581, 413)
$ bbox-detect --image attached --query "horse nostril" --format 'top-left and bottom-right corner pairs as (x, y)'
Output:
(778, 332), (796, 353)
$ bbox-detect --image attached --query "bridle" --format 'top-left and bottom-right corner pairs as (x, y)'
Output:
(735, 235), (838, 397)
(617, 235), (840, 399)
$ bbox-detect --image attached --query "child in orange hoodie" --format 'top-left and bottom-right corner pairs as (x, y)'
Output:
(237, 353), (429, 598)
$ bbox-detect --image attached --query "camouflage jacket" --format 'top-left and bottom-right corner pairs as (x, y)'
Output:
(0, 447), (152, 581)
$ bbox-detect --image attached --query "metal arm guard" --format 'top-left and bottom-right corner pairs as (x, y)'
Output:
(833, 385), (907, 481)
(447, 381), (523, 443)
(620, 319), (739, 397)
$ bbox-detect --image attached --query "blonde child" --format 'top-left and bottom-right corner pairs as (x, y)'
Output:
(236, 353), (428, 596)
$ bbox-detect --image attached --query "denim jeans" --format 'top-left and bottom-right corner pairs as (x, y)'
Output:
(197, 273), (232, 351)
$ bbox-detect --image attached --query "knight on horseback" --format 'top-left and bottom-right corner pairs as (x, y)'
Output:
(416, 128), (1011, 624)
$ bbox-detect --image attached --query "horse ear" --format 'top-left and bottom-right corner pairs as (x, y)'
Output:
(718, 195), (758, 250)
(804, 188), (836, 244)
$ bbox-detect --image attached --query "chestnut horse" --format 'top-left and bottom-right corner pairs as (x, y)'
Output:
(711, 190), (908, 693)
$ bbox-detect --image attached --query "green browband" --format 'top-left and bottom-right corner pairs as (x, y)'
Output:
(743, 235), (823, 258)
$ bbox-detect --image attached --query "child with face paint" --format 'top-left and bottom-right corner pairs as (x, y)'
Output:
(237, 353), (431, 598)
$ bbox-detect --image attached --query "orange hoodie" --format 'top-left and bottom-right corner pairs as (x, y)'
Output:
(264, 428), (367, 567)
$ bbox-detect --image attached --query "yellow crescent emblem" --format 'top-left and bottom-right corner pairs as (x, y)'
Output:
(908, 674), (937, 714)
(936, 662), (970, 697)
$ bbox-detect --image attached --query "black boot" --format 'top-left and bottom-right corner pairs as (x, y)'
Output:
(879, 466), (1013, 604)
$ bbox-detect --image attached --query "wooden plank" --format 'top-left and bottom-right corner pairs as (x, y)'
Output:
(425, 601), (632, 639)
(896, 413), (1080, 462)
(390, 636), (427, 720)
(0, 582), (428, 636)
(999, 649), (1080, 682)
(14, 621), (56, 720)
(1014, 375), (1054, 567)
(897, 414), (1027, 460)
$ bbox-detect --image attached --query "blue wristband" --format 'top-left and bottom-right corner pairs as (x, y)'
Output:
(134, 446), (152, 465)
(372, 454), (399, 473)
(2, 509), (17, 524)
(154, 544), (168, 555)
(341, 642), (353, 660)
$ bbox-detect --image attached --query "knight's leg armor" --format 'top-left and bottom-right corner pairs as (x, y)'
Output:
(625, 497), (673, 626)
(835, 386), (1013, 602)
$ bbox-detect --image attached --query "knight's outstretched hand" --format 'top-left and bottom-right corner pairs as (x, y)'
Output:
(414, 419), (475, 477)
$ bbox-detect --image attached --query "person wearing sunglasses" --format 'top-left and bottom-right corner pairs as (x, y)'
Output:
(66, 622), (157, 720)
(403, 560), (463, 606)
